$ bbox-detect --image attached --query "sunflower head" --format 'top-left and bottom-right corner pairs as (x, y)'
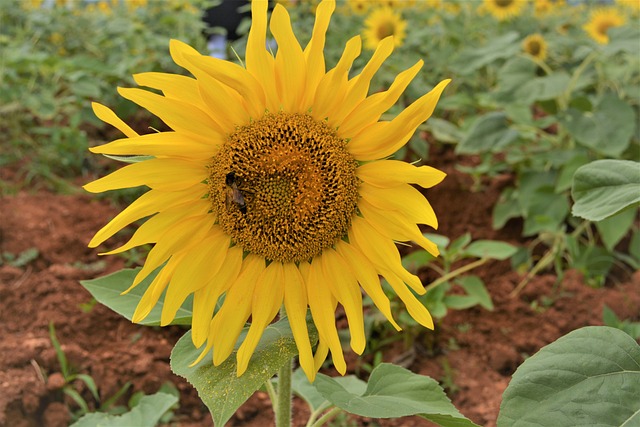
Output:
(346, 0), (370, 14)
(363, 7), (408, 50)
(483, 0), (526, 21)
(583, 7), (626, 44)
(85, 0), (449, 382)
(522, 33), (548, 61)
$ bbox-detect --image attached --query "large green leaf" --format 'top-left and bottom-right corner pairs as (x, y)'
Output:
(313, 363), (480, 427)
(571, 159), (640, 221)
(80, 267), (193, 326)
(463, 240), (517, 260)
(562, 95), (635, 157)
(70, 392), (178, 427)
(595, 207), (638, 252)
(170, 318), (318, 427)
(498, 326), (640, 426)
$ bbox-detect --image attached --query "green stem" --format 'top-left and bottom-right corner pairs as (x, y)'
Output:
(309, 407), (342, 427)
(265, 378), (278, 410)
(424, 258), (489, 292)
(275, 357), (293, 427)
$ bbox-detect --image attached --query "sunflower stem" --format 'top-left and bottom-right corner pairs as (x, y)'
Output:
(275, 356), (293, 427)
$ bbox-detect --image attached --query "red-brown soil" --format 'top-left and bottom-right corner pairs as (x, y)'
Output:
(1, 148), (638, 427)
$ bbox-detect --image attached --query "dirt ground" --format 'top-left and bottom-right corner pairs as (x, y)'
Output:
(1, 146), (638, 427)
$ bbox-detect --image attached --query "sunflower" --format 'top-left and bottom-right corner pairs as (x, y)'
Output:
(483, 0), (526, 21)
(346, 0), (370, 14)
(363, 7), (408, 50)
(85, 0), (449, 382)
(522, 33), (548, 61)
(583, 8), (626, 44)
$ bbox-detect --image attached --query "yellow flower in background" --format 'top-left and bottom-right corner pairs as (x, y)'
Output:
(85, 0), (449, 381)
(522, 33), (548, 61)
(583, 8), (625, 44)
(127, 0), (148, 11)
(346, 0), (370, 15)
(22, 0), (43, 9)
(615, 0), (640, 15)
(363, 7), (408, 50)
(483, 0), (526, 21)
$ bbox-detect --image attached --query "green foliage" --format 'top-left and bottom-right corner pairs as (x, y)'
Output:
(602, 305), (640, 340)
(401, 233), (515, 321)
(70, 392), (179, 427)
(171, 321), (318, 427)
(571, 159), (640, 221)
(311, 364), (479, 427)
(0, 248), (39, 267)
(0, 0), (208, 188)
(497, 326), (640, 426)
(80, 267), (193, 326)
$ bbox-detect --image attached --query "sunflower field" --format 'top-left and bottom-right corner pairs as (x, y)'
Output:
(1, 1), (639, 427)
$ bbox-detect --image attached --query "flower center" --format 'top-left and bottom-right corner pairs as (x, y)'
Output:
(495, 0), (513, 8)
(376, 21), (396, 40)
(527, 40), (541, 56)
(208, 112), (359, 263)
(597, 20), (614, 36)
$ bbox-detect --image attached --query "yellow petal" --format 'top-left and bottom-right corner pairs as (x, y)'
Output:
(89, 132), (220, 160)
(359, 198), (439, 257)
(271, 4), (306, 112)
(306, 256), (346, 374)
(311, 36), (361, 122)
(83, 158), (208, 193)
(169, 39), (265, 119)
(98, 198), (211, 255)
(236, 262), (284, 376)
(349, 216), (425, 295)
(347, 79), (451, 160)
(335, 241), (401, 331)
(133, 72), (207, 112)
(246, 0), (278, 112)
(282, 262), (315, 382)
(302, 0), (335, 110)
(88, 185), (205, 248)
(338, 60), (422, 137)
(359, 182), (438, 228)
(92, 102), (138, 138)
(383, 270), (434, 329)
(117, 87), (225, 138)
(132, 252), (185, 322)
(313, 339), (329, 374)
(211, 255), (265, 365)
(191, 246), (244, 348)
(320, 249), (366, 355)
(131, 215), (213, 288)
(161, 229), (230, 326)
(357, 160), (446, 189)
(329, 36), (394, 128)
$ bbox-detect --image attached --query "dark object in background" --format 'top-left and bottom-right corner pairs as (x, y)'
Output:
(202, 0), (251, 41)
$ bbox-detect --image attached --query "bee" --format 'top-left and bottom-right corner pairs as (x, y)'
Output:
(225, 172), (247, 214)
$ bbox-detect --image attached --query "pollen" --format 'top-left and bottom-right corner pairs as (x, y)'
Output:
(208, 112), (359, 263)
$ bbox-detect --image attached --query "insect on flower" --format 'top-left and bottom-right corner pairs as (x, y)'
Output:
(225, 172), (247, 214)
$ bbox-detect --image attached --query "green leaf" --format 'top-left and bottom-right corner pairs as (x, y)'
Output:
(455, 276), (493, 311)
(313, 363), (480, 427)
(291, 369), (366, 413)
(595, 207), (637, 252)
(80, 267), (193, 326)
(426, 118), (464, 144)
(604, 26), (640, 56)
(170, 318), (318, 427)
(456, 112), (519, 155)
(453, 32), (520, 75)
(571, 160), (640, 221)
(70, 392), (178, 427)
(562, 95), (635, 157)
(497, 326), (640, 427)
(463, 240), (517, 260)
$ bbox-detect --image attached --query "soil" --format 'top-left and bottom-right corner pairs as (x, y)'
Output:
(1, 146), (638, 427)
